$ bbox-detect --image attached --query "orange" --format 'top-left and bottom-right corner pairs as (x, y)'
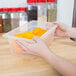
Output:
(42, 29), (47, 34)
(14, 28), (47, 39)
(14, 32), (34, 39)
(36, 29), (47, 37)
(14, 33), (25, 38)
(32, 28), (42, 35)
(32, 27), (47, 37)
(23, 31), (34, 39)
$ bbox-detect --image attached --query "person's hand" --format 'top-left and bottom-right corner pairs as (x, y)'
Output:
(53, 22), (71, 37)
(16, 37), (51, 57)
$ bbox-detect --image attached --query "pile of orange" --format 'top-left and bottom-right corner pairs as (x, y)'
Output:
(14, 27), (47, 39)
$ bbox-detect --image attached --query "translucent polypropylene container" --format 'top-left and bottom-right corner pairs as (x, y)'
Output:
(3, 21), (57, 58)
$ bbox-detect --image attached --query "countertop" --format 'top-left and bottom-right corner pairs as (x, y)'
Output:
(0, 33), (76, 76)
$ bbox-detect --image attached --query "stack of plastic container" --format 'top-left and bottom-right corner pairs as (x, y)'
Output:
(37, 0), (47, 22)
(1, 8), (11, 32)
(47, 0), (57, 22)
(10, 8), (19, 30)
(27, 0), (37, 21)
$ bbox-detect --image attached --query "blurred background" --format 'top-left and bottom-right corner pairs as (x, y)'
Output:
(0, 0), (75, 33)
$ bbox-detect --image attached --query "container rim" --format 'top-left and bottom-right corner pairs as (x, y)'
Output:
(3, 21), (57, 42)
(3, 34), (34, 42)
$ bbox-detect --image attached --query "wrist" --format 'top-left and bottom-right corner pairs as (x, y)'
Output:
(41, 49), (54, 59)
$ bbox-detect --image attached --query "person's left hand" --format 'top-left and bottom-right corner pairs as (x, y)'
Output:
(15, 37), (51, 57)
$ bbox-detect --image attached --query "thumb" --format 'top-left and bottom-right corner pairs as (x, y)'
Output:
(53, 21), (61, 26)
(53, 22), (66, 32)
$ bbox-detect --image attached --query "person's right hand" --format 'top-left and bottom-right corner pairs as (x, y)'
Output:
(53, 22), (71, 37)
(16, 36), (51, 57)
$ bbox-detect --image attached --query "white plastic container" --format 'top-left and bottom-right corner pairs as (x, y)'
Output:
(3, 21), (57, 58)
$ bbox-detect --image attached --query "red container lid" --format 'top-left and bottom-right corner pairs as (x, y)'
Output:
(27, 0), (36, 3)
(18, 7), (27, 11)
(47, 0), (56, 2)
(37, 0), (46, 3)
(1, 8), (10, 12)
(10, 8), (18, 12)
(0, 8), (1, 11)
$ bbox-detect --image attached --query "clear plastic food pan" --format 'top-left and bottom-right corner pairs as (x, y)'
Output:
(3, 21), (57, 58)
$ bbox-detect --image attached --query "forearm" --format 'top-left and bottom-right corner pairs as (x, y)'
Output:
(42, 50), (76, 76)
(67, 28), (76, 38)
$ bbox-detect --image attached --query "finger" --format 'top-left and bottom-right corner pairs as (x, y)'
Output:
(33, 36), (43, 43)
(25, 40), (35, 44)
(18, 40), (35, 46)
(33, 36), (39, 42)
(55, 29), (67, 37)
(32, 36), (38, 43)
(53, 22), (68, 28)
(15, 41), (32, 54)
(18, 45), (39, 56)
(15, 41), (39, 55)
(15, 40), (31, 52)
(16, 40), (26, 49)
(53, 22), (65, 28)
(17, 40), (30, 46)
